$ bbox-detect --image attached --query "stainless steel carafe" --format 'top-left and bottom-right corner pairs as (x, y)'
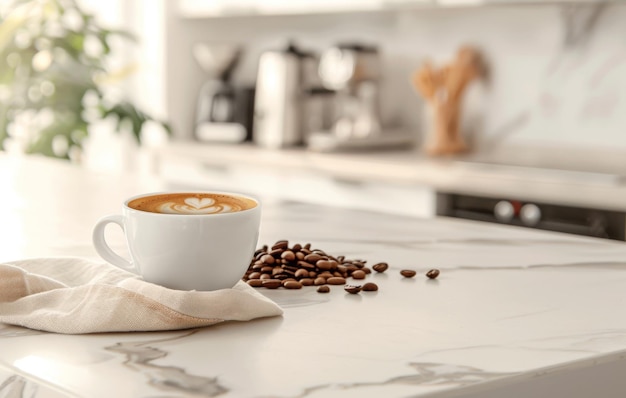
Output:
(253, 44), (317, 149)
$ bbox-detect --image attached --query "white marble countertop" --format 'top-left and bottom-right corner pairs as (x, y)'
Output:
(158, 141), (626, 212)
(2, 154), (626, 397)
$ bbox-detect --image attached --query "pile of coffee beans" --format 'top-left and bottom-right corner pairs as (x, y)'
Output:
(243, 240), (386, 292)
(243, 240), (439, 293)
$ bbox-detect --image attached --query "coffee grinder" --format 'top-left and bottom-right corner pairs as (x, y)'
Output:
(193, 42), (255, 143)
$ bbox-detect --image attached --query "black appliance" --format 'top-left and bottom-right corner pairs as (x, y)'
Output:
(193, 43), (254, 143)
(436, 192), (626, 241)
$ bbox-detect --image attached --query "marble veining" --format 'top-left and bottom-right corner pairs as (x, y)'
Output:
(0, 375), (27, 398)
(276, 363), (515, 398)
(104, 331), (228, 397)
(0, 371), (69, 398)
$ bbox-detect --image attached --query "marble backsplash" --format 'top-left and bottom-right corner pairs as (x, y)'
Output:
(166, 2), (626, 160)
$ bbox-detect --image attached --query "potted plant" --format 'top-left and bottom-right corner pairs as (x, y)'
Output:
(0, 0), (170, 160)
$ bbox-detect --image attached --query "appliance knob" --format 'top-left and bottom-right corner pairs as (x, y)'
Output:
(520, 204), (541, 226)
(494, 200), (514, 222)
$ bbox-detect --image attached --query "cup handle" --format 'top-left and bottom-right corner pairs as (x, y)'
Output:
(92, 215), (138, 274)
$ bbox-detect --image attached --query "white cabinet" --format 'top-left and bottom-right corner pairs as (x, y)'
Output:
(157, 148), (435, 218)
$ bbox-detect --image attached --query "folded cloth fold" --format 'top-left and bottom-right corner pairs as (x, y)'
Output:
(0, 258), (283, 334)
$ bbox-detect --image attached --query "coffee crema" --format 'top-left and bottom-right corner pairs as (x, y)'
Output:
(128, 193), (256, 215)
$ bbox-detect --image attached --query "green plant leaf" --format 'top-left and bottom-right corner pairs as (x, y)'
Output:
(0, 0), (172, 159)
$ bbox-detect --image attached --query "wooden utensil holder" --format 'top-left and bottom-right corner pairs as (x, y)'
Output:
(413, 46), (483, 156)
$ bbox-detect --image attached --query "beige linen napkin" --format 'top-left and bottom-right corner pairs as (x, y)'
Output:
(0, 257), (283, 334)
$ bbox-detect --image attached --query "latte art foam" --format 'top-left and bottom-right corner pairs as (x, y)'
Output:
(160, 197), (233, 214)
(128, 193), (256, 215)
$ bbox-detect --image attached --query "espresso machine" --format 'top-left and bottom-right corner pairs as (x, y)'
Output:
(307, 44), (413, 151)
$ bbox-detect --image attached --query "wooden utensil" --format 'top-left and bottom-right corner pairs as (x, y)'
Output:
(412, 46), (483, 156)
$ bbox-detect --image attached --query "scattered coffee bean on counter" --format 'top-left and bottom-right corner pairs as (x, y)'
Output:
(426, 269), (440, 279)
(362, 282), (378, 291)
(317, 285), (330, 293)
(372, 262), (389, 273)
(243, 240), (375, 292)
(400, 269), (417, 278)
(344, 285), (362, 294)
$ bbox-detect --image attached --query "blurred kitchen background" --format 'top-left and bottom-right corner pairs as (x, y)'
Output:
(2, 0), (626, 240)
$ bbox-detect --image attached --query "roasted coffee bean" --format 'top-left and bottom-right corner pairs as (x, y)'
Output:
(295, 269), (309, 279)
(247, 279), (264, 287)
(261, 266), (273, 273)
(304, 253), (322, 263)
(351, 270), (366, 280)
(283, 265), (298, 272)
(269, 249), (284, 257)
(362, 267), (371, 274)
(248, 272), (261, 280)
(400, 269), (416, 278)
(308, 271), (317, 278)
(316, 260), (333, 270)
(275, 274), (289, 280)
(283, 269), (296, 277)
(252, 262), (263, 270)
(261, 255), (275, 265)
(284, 281), (303, 289)
(262, 279), (282, 289)
(333, 271), (343, 277)
(319, 271), (334, 279)
(362, 282), (378, 291)
(337, 255), (345, 262)
(304, 243), (312, 250)
(326, 277), (346, 285)
(272, 267), (284, 276)
(372, 262), (388, 273)
(295, 252), (305, 261)
(292, 243), (302, 252)
(260, 273), (271, 280)
(345, 264), (358, 274)
(352, 261), (365, 268)
(344, 285), (362, 294)
(317, 285), (330, 293)
(300, 248), (311, 255)
(300, 278), (313, 286)
(281, 250), (296, 261)
(298, 261), (315, 270)
(426, 269), (440, 279)
(272, 240), (289, 250)
(337, 265), (348, 274)
(314, 277), (327, 286)
(254, 252), (266, 261)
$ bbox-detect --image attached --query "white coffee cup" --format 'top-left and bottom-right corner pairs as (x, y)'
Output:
(92, 191), (261, 291)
